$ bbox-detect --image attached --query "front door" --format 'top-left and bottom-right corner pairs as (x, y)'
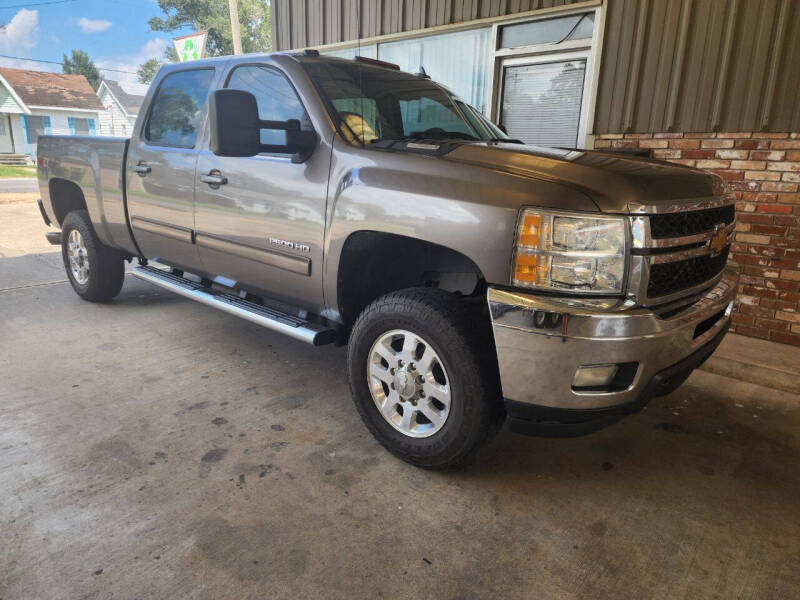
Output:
(194, 63), (328, 312)
(499, 56), (588, 147)
(126, 67), (217, 272)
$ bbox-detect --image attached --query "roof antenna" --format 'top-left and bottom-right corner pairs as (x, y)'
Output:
(416, 65), (430, 79)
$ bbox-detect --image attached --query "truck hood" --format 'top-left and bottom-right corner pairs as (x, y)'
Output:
(442, 142), (721, 213)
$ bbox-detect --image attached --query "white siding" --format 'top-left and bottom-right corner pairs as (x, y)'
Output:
(0, 87), (24, 114)
(14, 109), (105, 158)
(98, 87), (134, 137)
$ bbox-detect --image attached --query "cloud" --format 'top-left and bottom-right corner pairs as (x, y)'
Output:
(0, 9), (39, 55)
(96, 37), (169, 86)
(77, 17), (111, 33)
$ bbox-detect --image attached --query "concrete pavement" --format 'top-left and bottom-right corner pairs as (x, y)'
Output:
(2, 200), (800, 599)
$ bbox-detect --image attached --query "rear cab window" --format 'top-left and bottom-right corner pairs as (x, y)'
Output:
(145, 69), (215, 148)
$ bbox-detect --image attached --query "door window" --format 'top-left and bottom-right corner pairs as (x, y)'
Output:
(226, 65), (311, 153)
(501, 59), (587, 147)
(145, 69), (215, 148)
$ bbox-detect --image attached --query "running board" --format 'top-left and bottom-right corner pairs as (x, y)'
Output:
(132, 265), (337, 346)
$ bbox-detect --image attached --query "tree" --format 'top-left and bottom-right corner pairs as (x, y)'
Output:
(148, 0), (271, 57)
(62, 49), (101, 91)
(137, 57), (162, 84)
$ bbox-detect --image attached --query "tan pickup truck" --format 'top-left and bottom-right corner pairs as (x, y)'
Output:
(36, 52), (737, 468)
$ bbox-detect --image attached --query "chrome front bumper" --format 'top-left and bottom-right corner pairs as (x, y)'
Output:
(488, 267), (738, 412)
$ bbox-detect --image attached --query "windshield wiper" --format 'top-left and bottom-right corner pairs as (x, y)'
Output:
(487, 137), (524, 144)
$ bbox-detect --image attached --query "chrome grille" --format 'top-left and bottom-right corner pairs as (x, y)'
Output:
(628, 196), (735, 306)
(649, 205), (736, 239)
(647, 247), (730, 297)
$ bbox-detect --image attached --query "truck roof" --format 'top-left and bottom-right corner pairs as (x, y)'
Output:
(156, 50), (401, 73)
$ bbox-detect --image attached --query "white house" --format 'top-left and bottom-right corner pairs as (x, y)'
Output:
(0, 67), (106, 161)
(97, 79), (147, 137)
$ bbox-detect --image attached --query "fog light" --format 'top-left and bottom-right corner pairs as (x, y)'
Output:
(573, 364), (619, 388)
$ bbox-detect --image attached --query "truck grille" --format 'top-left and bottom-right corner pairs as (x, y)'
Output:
(630, 197), (735, 305)
(649, 205), (735, 239)
(647, 247), (730, 297)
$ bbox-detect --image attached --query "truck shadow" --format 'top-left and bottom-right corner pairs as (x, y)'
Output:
(466, 378), (800, 510)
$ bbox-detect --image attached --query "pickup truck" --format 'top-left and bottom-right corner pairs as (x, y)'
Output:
(36, 51), (738, 468)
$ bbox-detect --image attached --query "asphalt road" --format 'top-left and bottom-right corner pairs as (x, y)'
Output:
(2, 200), (800, 599)
(0, 177), (37, 194)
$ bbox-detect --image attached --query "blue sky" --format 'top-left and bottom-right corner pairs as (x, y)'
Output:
(0, 0), (194, 84)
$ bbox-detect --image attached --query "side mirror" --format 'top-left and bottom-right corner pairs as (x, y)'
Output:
(209, 89), (261, 157)
(209, 89), (318, 163)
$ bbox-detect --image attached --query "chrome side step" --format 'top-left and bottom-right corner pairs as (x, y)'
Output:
(131, 265), (337, 346)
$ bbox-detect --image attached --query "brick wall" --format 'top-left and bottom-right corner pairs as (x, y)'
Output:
(594, 132), (800, 346)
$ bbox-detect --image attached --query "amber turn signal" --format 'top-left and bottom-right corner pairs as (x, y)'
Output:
(513, 253), (539, 284)
(518, 213), (540, 248)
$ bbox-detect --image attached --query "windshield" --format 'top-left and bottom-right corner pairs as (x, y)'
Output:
(303, 59), (510, 146)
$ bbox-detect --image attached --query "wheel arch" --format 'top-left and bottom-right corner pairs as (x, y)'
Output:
(336, 230), (487, 328)
(48, 178), (88, 226)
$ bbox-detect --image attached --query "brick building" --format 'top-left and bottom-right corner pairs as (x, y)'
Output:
(271, 0), (800, 345)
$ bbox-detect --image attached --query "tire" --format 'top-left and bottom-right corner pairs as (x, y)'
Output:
(61, 209), (125, 302)
(347, 287), (505, 469)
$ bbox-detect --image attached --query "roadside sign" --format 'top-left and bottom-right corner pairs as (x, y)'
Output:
(173, 31), (208, 62)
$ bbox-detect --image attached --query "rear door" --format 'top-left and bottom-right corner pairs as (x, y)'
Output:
(193, 62), (328, 311)
(126, 67), (217, 271)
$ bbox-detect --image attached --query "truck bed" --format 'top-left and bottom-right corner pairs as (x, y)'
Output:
(37, 135), (138, 256)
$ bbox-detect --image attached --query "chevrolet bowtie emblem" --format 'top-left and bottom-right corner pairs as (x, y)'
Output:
(709, 224), (729, 257)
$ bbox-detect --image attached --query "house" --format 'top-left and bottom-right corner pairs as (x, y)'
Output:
(97, 79), (147, 137)
(0, 67), (106, 161)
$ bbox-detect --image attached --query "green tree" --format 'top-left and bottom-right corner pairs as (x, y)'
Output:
(137, 57), (162, 84)
(164, 45), (180, 63)
(62, 49), (101, 91)
(149, 0), (271, 56)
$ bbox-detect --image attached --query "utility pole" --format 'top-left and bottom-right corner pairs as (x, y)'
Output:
(227, 0), (243, 55)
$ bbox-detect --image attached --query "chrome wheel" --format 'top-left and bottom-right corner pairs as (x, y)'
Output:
(67, 229), (90, 285)
(367, 329), (451, 438)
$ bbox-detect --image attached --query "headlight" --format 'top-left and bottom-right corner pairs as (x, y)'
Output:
(512, 209), (627, 293)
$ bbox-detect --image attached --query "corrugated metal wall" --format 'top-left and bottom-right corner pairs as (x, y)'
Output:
(272, 0), (800, 133)
(271, 0), (587, 50)
(595, 0), (800, 133)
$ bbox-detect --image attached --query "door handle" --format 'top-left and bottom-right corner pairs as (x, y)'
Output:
(132, 163), (151, 176)
(200, 172), (228, 186)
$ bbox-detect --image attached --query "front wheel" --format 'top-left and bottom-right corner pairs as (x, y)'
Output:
(347, 288), (504, 469)
(61, 210), (125, 302)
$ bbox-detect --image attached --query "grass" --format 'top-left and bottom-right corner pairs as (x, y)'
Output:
(0, 165), (36, 178)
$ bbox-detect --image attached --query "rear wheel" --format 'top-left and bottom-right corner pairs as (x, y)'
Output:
(347, 288), (504, 468)
(61, 210), (125, 302)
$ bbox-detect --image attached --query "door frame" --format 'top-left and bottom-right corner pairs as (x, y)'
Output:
(497, 50), (591, 148)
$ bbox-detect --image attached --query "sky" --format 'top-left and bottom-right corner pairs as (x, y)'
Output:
(0, 0), (195, 86)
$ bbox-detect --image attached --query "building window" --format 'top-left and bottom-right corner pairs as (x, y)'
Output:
(21, 115), (51, 144)
(378, 27), (491, 114)
(68, 117), (96, 135)
(501, 60), (587, 147)
(324, 44), (377, 60)
(500, 13), (594, 48)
